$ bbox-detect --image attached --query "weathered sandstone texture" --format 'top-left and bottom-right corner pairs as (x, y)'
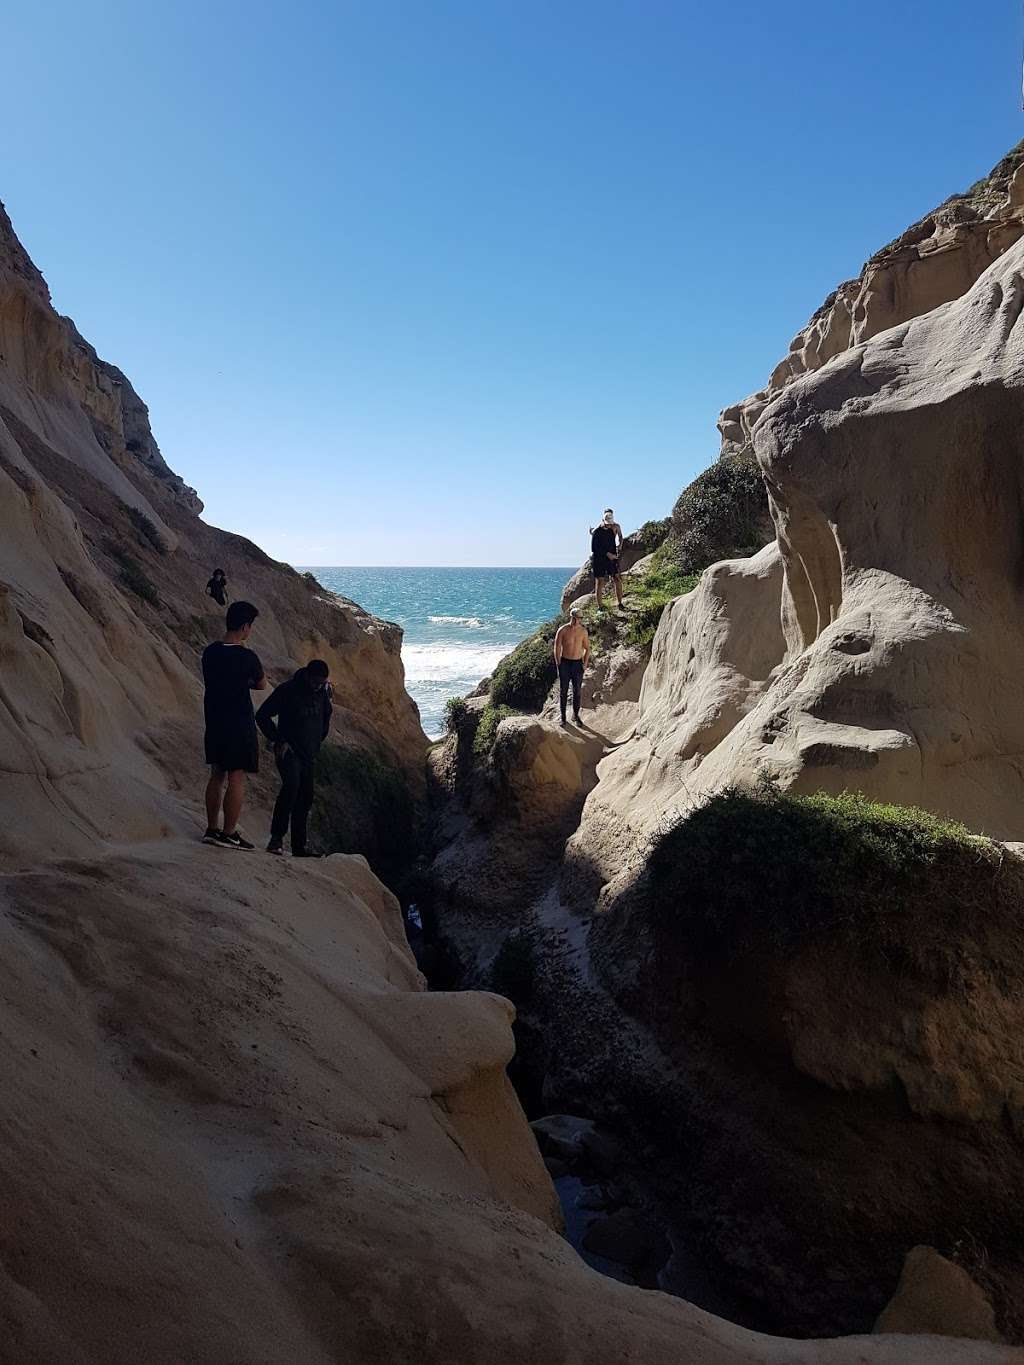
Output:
(0, 199), (426, 868)
(572, 228), (1024, 894)
(718, 140), (1024, 459)
(427, 145), (1024, 1348)
(5, 203), (1007, 1363)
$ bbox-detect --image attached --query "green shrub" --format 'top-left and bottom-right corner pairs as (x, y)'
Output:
(444, 696), (470, 733)
(670, 451), (772, 574)
(489, 617), (564, 712)
(124, 504), (166, 554)
(473, 704), (516, 762)
(311, 743), (416, 884)
(629, 516), (672, 557)
(103, 539), (160, 606)
(648, 784), (993, 982)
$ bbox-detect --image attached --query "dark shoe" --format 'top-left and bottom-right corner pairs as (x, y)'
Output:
(267, 839), (285, 856)
(559, 717), (567, 727)
(291, 849), (322, 859)
(202, 828), (223, 846)
(219, 830), (255, 851)
(573, 714), (582, 725)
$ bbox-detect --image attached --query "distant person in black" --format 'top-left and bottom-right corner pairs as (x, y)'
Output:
(256, 660), (333, 857)
(590, 507), (623, 609)
(201, 600), (267, 850)
(205, 569), (228, 607)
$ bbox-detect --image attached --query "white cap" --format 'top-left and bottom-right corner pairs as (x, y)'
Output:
(569, 607), (580, 619)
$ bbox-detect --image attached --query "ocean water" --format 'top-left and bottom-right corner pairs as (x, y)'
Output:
(306, 567), (575, 739)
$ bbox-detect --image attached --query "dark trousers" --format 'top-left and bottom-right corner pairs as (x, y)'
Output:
(270, 748), (315, 852)
(558, 658), (584, 721)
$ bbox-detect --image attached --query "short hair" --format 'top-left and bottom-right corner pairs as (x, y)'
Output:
(306, 658), (330, 679)
(604, 507), (614, 514)
(226, 600), (259, 631)
(213, 567), (225, 577)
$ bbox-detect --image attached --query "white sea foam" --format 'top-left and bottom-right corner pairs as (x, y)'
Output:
(402, 641), (512, 683)
(427, 615), (486, 628)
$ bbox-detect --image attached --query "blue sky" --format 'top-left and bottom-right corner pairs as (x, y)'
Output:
(3, 2), (1022, 565)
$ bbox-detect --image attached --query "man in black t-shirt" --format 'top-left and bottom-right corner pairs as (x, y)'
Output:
(590, 507), (623, 609)
(201, 600), (267, 850)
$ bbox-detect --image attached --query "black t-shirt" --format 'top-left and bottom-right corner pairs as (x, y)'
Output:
(202, 641), (263, 736)
(592, 524), (617, 556)
(206, 577), (228, 606)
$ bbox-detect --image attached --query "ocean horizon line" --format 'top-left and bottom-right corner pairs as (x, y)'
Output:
(297, 564), (578, 572)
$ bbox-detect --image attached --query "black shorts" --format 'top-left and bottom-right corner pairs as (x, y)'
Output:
(591, 552), (618, 580)
(204, 726), (259, 774)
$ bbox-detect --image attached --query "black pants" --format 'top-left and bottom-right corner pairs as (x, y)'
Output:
(270, 748), (315, 852)
(558, 658), (583, 721)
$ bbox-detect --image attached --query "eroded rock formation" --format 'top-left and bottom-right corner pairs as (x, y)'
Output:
(0, 201), (426, 867)
(719, 140), (1024, 460)
(426, 145), (1024, 1348)
(3, 200), (998, 1363)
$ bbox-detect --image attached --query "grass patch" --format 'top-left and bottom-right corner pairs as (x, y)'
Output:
(648, 783), (994, 983)
(621, 547), (699, 648)
(311, 743), (416, 884)
(103, 538), (160, 606)
(473, 704), (517, 761)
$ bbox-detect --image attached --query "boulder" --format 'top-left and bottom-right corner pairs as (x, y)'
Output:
(531, 1114), (597, 1160)
(874, 1247), (1003, 1343)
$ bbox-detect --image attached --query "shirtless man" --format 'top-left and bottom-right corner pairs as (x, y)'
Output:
(552, 607), (591, 726)
(590, 508), (624, 609)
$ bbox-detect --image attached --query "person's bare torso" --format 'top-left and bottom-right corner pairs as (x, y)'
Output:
(558, 622), (589, 660)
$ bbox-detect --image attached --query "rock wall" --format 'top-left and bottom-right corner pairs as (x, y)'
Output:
(572, 227), (1024, 892)
(427, 143), (1024, 1347)
(0, 201), (427, 865)
(718, 140), (1024, 460)
(1, 201), (1001, 1365)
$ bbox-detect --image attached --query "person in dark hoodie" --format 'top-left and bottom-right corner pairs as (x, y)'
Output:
(205, 568), (228, 607)
(255, 659), (332, 856)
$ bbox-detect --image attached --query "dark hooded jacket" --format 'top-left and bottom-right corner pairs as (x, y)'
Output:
(255, 669), (332, 762)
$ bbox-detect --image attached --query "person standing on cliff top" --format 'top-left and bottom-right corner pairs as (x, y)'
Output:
(590, 508), (623, 609)
(553, 608), (590, 727)
(201, 600), (266, 850)
(255, 660), (333, 858)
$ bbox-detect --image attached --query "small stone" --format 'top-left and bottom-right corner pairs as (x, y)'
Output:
(530, 1114), (596, 1161)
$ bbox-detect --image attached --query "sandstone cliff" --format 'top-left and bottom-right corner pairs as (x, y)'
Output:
(0, 198), (427, 867)
(426, 144), (1024, 1346)
(3, 202), (998, 1363)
